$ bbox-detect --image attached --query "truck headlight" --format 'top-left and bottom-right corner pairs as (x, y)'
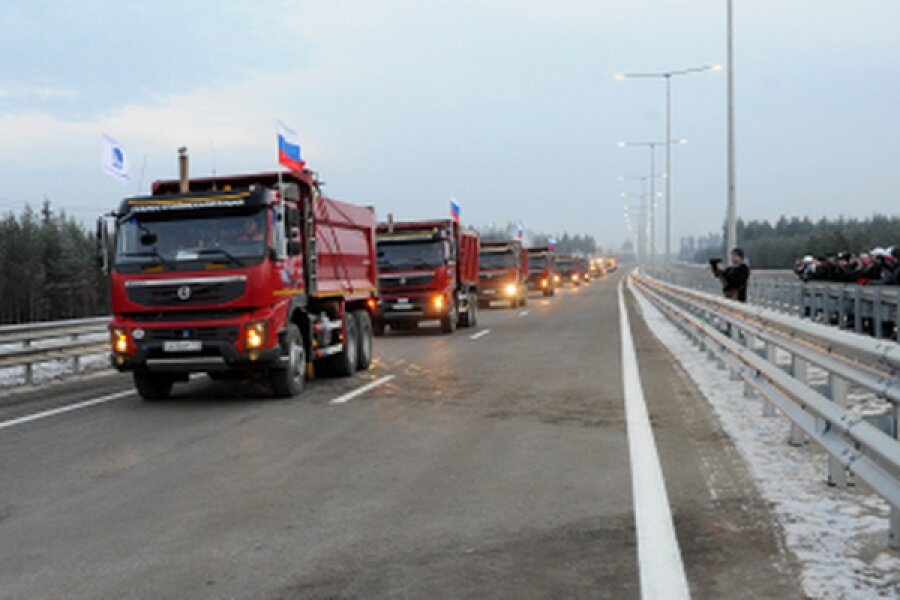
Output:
(540, 279), (548, 288)
(504, 283), (518, 297)
(432, 295), (444, 310)
(553, 274), (561, 283)
(111, 328), (128, 354)
(245, 321), (267, 350)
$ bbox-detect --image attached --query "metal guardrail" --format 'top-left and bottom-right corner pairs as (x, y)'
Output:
(0, 317), (110, 384)
(630, 273), (900, 549)
(650, 265), (900, 341)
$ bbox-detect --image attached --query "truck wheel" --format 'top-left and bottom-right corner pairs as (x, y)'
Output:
(441, 299), (458, 333)
(459, 296), (474, 328)
(520, 292), (528, 307)
(319, 313), (359, 377)
(270, 324), (305, 398)
(465, 296), (478, 327)
(354, 310), (374, 371)
(133, 372), (174, 401)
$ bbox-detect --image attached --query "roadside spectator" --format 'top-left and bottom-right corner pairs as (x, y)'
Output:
(711, 247), (751, 302)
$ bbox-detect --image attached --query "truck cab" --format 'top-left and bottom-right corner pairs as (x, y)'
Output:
(525, 246), (557, 297)
(101, 170), (378, 400)
(478, 240), (528, 307)
(555, 255), (581, 287)
(375, 220), (479, 334)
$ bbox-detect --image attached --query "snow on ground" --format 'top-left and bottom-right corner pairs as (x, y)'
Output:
(629, 280), (900, 599)
(0, 353), (110, 389)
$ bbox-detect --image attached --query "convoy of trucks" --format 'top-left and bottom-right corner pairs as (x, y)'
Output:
(99, 151), (614, 399)
(374, 219), (479, 334)
(477, 240), (529, 308)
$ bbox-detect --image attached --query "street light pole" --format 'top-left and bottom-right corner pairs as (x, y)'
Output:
(726, 0), (737, 253)
(618, 140), (686, 264)
(615, 65), (720, 264)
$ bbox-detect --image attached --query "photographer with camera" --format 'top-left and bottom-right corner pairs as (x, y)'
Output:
(710, 247), (750, 302)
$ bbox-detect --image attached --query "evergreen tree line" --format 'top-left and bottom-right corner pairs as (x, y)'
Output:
(477, 222), (599, 256)
(0, 204), (109, 324)
(688, 215), (900, 268)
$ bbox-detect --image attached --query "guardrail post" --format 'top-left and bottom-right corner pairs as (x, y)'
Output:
(762, 342), (777, 417)
(728, 325), (741, 380)
(23, 339), (33, 385)
(874, 287), (884, 339)
(837, 286), (847, 330)
(854, 287), (863, 334)
(891, 506), (900, 550)
(789, 356), (808, 446)
(826, 374), (849, 488)
(71, 333), (81, 374)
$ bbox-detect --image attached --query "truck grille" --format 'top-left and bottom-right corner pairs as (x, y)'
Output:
(379, 274), (435, 290)
(125, 277), (246, 307)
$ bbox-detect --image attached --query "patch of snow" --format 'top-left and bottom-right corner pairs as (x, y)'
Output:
(630, 281), (900, 599)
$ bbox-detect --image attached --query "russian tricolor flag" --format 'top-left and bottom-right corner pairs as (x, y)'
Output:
(516, 224), (524, 240)
(548, 238), (557, 250)
(450, 196), (461, 223)
(277, 120), (306, 172)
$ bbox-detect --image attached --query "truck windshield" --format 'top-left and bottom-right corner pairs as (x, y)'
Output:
(528, 255), (548, 269)
(115, 210), (267, 269)
(377, 240), (445, 271)
(479, 251), (515, 269)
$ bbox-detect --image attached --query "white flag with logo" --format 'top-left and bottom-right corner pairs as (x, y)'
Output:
(101, 133), (129, 183)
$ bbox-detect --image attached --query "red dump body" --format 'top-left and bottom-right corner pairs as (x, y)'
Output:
(374, 219), (480, 332)
(107, 170), (377, 384)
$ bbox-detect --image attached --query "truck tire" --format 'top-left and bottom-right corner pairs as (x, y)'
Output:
(441, 299), (457, 333)
(519, 291), (528, 307)
(270, 324), (305, 398)
(133, 372), (174, 401)
(319, 313), (359, 377)
(354, 310), (374, 371)
(460, 295), (477, 328)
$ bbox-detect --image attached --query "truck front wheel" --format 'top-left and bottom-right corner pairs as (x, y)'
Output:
(441, 299), (458, 333)
(270, 324), (305, 398)
(133, 372), (174, 401)
(354, 310), (374, 371)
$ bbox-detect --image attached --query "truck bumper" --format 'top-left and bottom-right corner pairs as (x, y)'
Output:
(376, 296), (448, 324)
(112, 344), (283, 372)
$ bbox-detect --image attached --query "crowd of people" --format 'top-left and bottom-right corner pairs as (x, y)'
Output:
(793, 247), (900, 285)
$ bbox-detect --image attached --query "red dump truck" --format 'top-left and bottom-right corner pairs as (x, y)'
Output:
(525, 246), (557, 297)
(374, 219), (480, 333)
(478, 240), (528, 307)
(99, 167), (378, 400)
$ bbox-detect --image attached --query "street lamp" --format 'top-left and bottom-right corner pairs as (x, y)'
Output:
(618, 140), (686, 263)
(621, 192), (649, 263)
(615, 64), (721, 263)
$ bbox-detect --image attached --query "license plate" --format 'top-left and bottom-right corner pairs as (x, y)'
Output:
(483, 289), (496, 295)
(392, 304), (414, 311)
(163, 340), (202, 352)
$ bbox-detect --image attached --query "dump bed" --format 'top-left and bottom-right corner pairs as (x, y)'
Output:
(313, 196), (377, 300)
(457, 229), (480, 286)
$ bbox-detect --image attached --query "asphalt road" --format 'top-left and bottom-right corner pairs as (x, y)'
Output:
(0, 271), (802, 599)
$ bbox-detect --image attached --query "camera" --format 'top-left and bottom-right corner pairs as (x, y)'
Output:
(709, 257), (722, 267)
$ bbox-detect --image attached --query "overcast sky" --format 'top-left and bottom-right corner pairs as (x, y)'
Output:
(0, 0), (898, 249)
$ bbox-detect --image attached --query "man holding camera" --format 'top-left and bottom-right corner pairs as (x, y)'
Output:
(710, 248), (750, 302)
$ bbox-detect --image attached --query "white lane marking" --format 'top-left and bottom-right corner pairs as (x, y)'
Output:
(617, 279), (690, 600)
(329, 375), (395, 405)
(0, 390), (133, 431)
(469, 329), (491, 340)
(518, 310), (529, 317)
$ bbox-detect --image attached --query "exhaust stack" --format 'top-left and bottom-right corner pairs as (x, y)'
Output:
(178, 147), (189, 193)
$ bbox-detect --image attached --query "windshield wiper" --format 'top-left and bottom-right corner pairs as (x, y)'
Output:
(120, 249), (176, 270)
(195, 248), (245, 267)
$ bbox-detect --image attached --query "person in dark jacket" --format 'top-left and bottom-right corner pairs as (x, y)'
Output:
(710, 247), (751, 302)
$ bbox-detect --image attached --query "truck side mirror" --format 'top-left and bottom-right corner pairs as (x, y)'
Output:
(96, 216), (110, 275)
